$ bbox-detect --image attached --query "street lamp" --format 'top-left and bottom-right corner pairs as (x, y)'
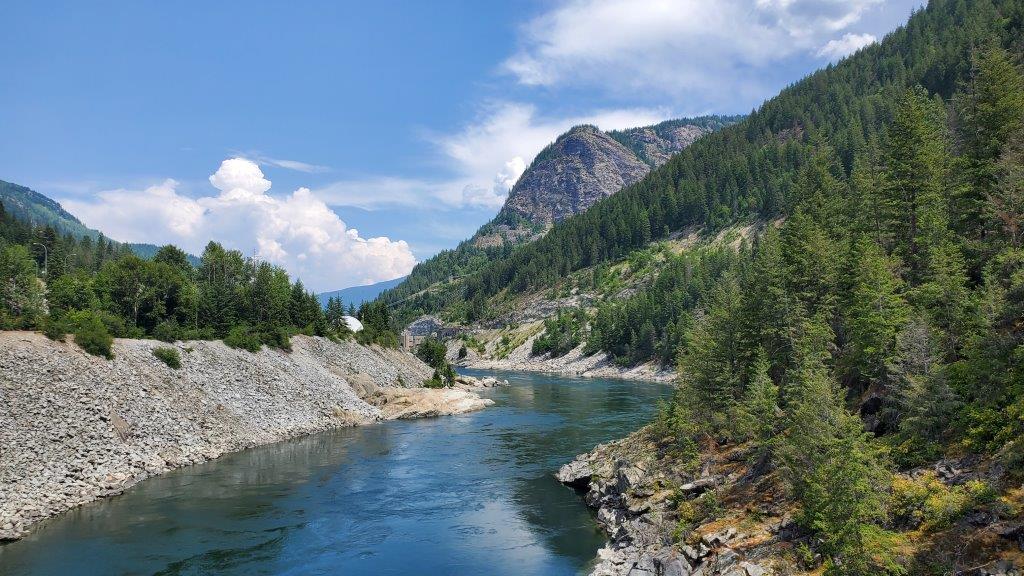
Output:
(63, 252), (76, 273)
(31, 242), (48, 277)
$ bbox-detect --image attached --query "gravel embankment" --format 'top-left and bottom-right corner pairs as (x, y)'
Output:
(0, 332), (491, 540)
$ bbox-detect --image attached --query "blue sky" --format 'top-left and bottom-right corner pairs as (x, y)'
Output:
(1, 0), (922, 291)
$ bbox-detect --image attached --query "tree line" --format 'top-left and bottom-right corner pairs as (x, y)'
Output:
(0, 205), (400, 356)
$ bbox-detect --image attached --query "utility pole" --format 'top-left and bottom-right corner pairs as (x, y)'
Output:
(32, 242), (48, 277)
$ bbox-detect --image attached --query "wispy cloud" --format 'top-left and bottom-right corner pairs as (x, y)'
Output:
(816, 32), (877, 60)
(502, 0), (883, 108)
(232, 151), (332, 174)
(314, 101), (669, 211)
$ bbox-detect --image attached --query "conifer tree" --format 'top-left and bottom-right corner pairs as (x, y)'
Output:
(732, 349), (781, 457)
(842, 237), (909, 391)
(882, 88), (952, 280)
(886, 317), (960, 464)
(677, 273), (745, 423)
(954, 47), (1024, 243)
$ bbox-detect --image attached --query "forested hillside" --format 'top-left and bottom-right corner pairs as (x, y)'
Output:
(377, 116), (740, 324)
(0, 198), (400, 358)
(0, 179), (195, 264)
(395, 1), (1024, 572)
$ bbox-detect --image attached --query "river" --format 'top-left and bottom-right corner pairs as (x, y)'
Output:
(0, 370), (670, 576)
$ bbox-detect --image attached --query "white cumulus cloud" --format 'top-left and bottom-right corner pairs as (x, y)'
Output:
(816, 32), (877, 60)
(62, 158), (416, 291)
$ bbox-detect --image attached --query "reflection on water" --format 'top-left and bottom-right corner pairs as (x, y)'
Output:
(0, 369), (670, 576)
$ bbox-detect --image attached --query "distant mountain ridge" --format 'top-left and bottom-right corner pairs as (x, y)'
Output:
(317, 276), (407, 309)
(0, 179), (199, 264)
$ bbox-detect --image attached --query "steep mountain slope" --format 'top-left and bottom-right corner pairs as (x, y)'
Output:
(378, 116), (739, 321)
(475, 116), (741, 249)
(0, 179), (196, 264)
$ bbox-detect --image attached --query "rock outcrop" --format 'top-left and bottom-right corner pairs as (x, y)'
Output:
(0, 331), (493, 540)
(557, 434), (777, 576)
(559, 430), (1022, 576)
(501, 125), (651, 226)
(472, 116), (740, 249)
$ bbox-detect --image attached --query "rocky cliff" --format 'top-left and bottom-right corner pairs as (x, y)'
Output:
(500, 125), (651, 227)
(0, 332), (492, 540)
(473, 116), (740, 248)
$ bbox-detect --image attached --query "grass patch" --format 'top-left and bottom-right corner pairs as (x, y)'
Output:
(152, 346), (181, 369)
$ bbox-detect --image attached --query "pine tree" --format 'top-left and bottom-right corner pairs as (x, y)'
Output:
(780, 316), (891, 575)
(677, 274), (745, 425)
(954, 46), (1024, 243)
(882, 88), (952, 280)
(842, 237), (910, 392)
(989, 128), (1024, 248)
(732, 349), (781, 457)
(886, 317), (960, 464)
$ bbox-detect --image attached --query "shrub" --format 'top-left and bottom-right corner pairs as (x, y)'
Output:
(70, 310), (114, 359)
(890, 471), (997, 531)
(423, 375), (445, 388)
(416, 337), (448, 370)
(94, 310), (129, 338)
(531, 308), (585, 358)
(458, 345), (468, 359)
(422, 366), (456, 388)
(152, 320), (181, 343)
(43, 316), (69, 342)
(261, 326), (292, 352)
(152, 346), (181, 369)
(224, 325), (261, 352)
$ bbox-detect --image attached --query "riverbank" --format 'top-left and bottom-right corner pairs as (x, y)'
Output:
(0, 331), (492, 541)
(451, 334), (675, 384)
(558, 429), (1024, 576)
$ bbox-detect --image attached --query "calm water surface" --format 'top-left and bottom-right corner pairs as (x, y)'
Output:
(0, 370), (669, 576)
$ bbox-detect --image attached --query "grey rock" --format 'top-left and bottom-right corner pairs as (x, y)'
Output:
(556, 457), (593, 488)
(0, 332), (486, 541)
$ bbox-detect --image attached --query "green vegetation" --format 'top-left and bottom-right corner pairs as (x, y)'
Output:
(152, 346), (181, 369)
(636, 3), (1024, 572)
(70, 310), (114, 359)
(531, 308), (586, 358)
(416, 336), (457, 387)
(0, 198), (374, 354)
(354, 301), (400, 348)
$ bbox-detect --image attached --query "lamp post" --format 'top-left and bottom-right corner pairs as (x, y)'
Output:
(31, 242), (48, 277)
(63, 252), (76, 274)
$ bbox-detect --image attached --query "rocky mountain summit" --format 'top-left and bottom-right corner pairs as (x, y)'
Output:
(474, 116), (740, 248)
(500, 125), (651, 227)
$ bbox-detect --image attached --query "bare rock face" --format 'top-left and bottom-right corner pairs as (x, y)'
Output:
(474, 117), (738, 250)
(610, 121), (712, 167)
(501, 125), (651, 226)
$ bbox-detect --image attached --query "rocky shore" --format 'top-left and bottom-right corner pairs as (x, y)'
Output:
(453, 334), (675, 383)
(557, 432), (1024, 576)
(0, 331), (493, 541)
(556, 432), (773, 576)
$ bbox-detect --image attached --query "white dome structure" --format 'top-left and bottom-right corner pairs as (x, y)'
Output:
(342, 315), (363, 333)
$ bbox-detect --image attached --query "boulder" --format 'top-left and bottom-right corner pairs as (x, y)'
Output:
(555, 456), (593, 488)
